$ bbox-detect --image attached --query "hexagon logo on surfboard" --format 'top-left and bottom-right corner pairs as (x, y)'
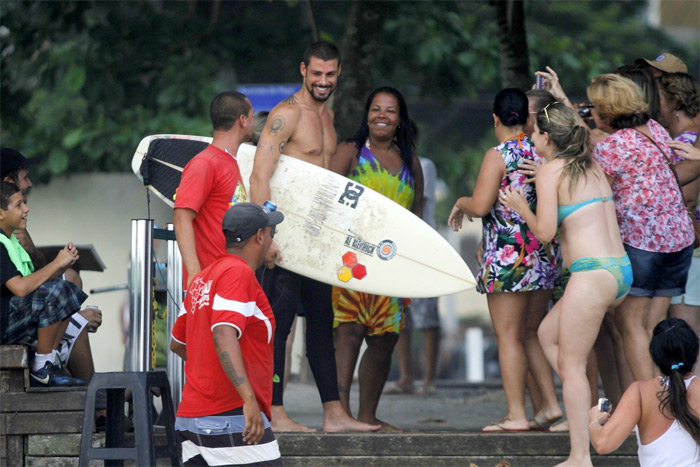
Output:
(338, 252), (367, 283)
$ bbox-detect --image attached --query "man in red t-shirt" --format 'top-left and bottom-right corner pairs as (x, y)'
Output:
(171, 202), (284, 466)
(174, 91), (254, 285)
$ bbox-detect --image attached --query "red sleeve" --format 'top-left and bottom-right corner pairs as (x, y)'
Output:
(210, 268), (256, 337)
(174, 157), (216, 213)
(171, 311), (187, 344)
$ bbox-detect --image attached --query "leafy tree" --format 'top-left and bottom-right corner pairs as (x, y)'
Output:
(0, 1), (347, 181)
(334, 1), (395, 141)
(1, 0), (695, 217)
(493, 0), (531, 90)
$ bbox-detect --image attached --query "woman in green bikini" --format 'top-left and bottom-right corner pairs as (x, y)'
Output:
(501, 102), (631, 467)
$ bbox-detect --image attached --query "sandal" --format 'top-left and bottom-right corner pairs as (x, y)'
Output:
(528, 413), (563, 431)
(383, 382), (415, 395)
(482, 417), (531, 433)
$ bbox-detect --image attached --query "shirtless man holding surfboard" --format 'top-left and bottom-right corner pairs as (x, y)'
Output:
(250, 41), (380, 433)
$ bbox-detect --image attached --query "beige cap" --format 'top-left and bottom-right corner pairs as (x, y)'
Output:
(636, 52), (688, 74)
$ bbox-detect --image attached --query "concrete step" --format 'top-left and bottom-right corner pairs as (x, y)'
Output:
(276, 432), (638, 465)
(279, 455), (639, 466)
(18, 430), (639, 466)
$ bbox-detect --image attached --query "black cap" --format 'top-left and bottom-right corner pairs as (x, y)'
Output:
(223, 202), (284, 243)
(1, 148), (41, 179)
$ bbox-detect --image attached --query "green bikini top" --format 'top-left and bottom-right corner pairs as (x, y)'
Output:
(557, 196), (613, 225)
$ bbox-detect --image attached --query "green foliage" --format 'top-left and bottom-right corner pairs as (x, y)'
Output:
(1, 1), (218, 181)
(525, 0), (696, 96)
(380, 1), (501, 99)
(1, 0), (696, 197)
(413, 0), (697, 219)
(431, 131), (496, 224)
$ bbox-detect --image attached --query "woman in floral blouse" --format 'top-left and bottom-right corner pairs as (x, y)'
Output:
(449, 88), (560, 432)
(587, 74), (695, 383)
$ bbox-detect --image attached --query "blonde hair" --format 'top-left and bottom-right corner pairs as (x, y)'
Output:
(659, 72), (700, 118)
(587, 74), (650, 129)
(536, 102), (593, 194)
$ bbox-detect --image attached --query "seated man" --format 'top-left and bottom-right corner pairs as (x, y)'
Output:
(1, 148), (102, 383)
(170, 203), (283, 466)
(0, 181), (85, 386)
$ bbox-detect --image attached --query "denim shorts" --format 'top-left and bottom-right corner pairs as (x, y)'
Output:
(671, 255), (700, 306)
(624, 243), (694, 297)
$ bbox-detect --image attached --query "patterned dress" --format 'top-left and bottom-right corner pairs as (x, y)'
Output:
(332, 141), (414, 336)
(477, 134), (560, 294)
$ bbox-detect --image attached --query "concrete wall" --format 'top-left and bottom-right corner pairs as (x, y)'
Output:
(26, 172), (489, 375)
(27, 173), (173, 371)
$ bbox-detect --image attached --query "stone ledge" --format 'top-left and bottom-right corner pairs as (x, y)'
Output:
(279, 455), (640, 467)
(0, 412), (83, 435)
(275, 432), (638, 457)
(0, 346), (28, 370)
(0, 391), (86, 413)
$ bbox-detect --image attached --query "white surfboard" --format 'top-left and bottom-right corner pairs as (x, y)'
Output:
(132, 135), (476, 297)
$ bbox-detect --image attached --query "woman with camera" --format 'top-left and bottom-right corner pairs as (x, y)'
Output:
(588, 74), (694, 384)
(500, 102), (629, 466)
(588, 318), (699, 466)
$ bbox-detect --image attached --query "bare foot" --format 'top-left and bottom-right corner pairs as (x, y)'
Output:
(554, 457), (592, 467)
(270, 405), (317, 433)
(482, 417), (530, 432)
(549, 420), (569, 432)
(370, 418), (403, 433)
(322, 401), (381, 433)
(383, 381), (415, 395)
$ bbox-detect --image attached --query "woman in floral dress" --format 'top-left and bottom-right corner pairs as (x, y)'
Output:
(449, 88), (559, 432)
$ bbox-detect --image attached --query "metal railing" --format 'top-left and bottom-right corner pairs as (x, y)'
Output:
(129, 219), (184, 408)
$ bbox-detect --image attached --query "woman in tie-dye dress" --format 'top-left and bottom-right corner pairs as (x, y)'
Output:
(330, 87), (424, 431)
(448, 89), (560, 432)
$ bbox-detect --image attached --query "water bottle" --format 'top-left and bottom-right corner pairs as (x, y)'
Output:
(262, 200), (277, 213)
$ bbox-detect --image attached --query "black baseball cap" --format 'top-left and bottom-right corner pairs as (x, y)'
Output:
(223, 202), (284, 243)
(1, 148), (42, 179)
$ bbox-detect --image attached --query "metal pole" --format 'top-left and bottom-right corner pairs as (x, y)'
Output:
(166, 223), (185, 409)
(129, 219), (154, 372)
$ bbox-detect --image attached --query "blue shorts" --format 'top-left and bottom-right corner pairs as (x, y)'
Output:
(624, 244), (693, 298)
(671, 255), (700, 306)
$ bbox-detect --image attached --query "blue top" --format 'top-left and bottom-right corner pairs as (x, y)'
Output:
(557, 196), (613, 225)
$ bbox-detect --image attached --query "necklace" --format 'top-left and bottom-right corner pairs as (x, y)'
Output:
(500, 132), (526, 149)
(365, 138), (395, 151)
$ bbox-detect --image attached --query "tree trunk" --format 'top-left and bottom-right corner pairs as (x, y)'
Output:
(333, 0), (393, 142)
(491, 0), (531, 90)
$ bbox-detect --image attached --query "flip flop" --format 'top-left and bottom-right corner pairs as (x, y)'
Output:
(415, 384), (436, 396)
(482, 418), (531, 433)
(549, 420), (569, 432)
(528, 414), (563, 431)
(382, 383), (415, 395)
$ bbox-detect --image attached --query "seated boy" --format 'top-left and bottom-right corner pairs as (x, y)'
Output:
(0, 181), (86, 386)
